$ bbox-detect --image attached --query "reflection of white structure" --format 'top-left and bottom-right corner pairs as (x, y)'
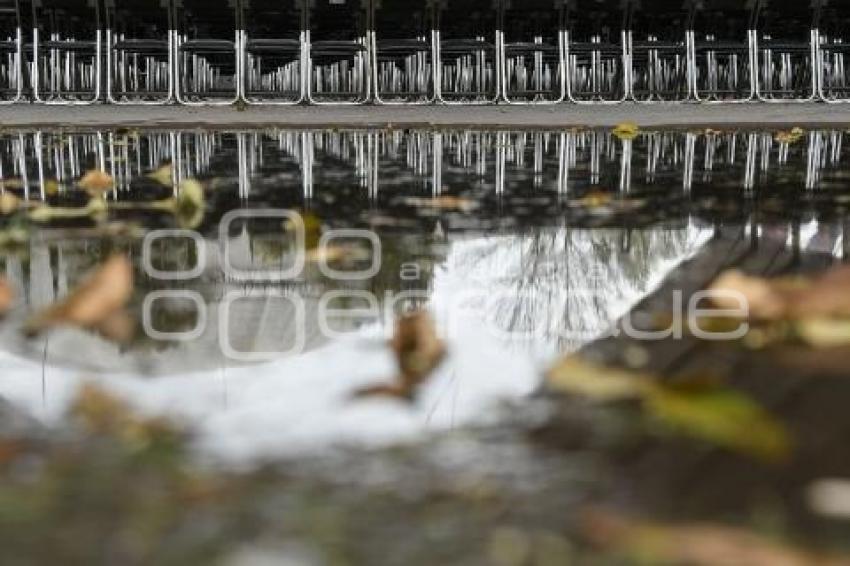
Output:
(431, 222), (713, 360)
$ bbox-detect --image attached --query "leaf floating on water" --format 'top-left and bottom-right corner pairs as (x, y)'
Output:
(353, 310), (446, 402)
(546, 355), (790, 461)
(0, 278), (13, 316)
(28, 198), (108, 223)
(43, 179), (60, 196)
(402, 196), (479, 212)
(710, 266), (850, 321)
(147, 163), (173, 187)
(547, 355), (647, 401)
(0, 193), (20, 215)
(569, 190), (614, 209)
(795, 319), (850, 348)
(580, 507), (850, 566)
(25, 254), (134, 340)
(612, 122), (640, 141)
(77, 169), (114, 197)
(774, 126), (806, 144)
(644, 385), (790, 462)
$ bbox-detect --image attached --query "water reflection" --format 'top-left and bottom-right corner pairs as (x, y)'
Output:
(0, 126), (846, 457)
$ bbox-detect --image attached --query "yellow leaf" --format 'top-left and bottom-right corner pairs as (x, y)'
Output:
(147, 163), (173, 186)
(546, 355), (647, 401)
(796, 319), (850, 348)
(612, 122), (640, 140)
(0, 193), (20, 215)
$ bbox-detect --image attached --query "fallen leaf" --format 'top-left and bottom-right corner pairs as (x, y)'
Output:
(0, 193), (20, 215)
(43, 179), (60, 196)
(402, 196), (479, 212)
(710, 266), (850, 321)
(29, 198), (108, 223)
(0, 278), (13, 316)
(547, 355), (647, 401)
(546, 355), (789, 461)
(613, 122), (640, 141)
(570, 190), (614, 208)
(353, 310), (446, 401)
(25, 254), (134, 338)
(795, 319), (850, 348)
(78, 169), (114, 197)
(581, 507), (850, 566)
(147, 163), (173, 186)
(645, 384), (790, 462)
(774, 127), (806, 144)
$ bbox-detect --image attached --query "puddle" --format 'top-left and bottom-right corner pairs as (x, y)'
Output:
(0, 127), (845, 460)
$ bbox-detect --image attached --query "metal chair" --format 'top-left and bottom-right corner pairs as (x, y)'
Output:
(689, 0), (757, 102)
(0, 0), (23, 102)
(500, 0), (567, 104)
(434, 0), (501, 104)
(173, 0), (240, 105)
(628, 0), (694, 102)
(105, 0), (173, 104)
(31, 0), (102, 103)
(305, 0), (371, 104)
(754, 0), (820, 102)
(370, 0), (436, 104)
(817, 0), (850, 102)
(563, 0), (630, 103)
(240, 0), (304, 104)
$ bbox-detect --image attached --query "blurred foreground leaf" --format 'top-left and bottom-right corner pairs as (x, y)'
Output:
(547, 356), (790, 461)
(0, 278), (12, 316)
(581, 506), (850, 566)
(25, 254), (134, 341)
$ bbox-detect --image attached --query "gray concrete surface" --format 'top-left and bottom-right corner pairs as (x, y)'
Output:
(0, 103), (848, 129)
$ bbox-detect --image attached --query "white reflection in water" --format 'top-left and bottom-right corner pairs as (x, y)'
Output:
(0, 223), (711, 461)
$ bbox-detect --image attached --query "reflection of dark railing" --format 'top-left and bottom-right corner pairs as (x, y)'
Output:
(0, 128), (847, 205)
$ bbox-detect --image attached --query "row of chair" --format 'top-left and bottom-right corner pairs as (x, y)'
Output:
(0, 0), (849, 105)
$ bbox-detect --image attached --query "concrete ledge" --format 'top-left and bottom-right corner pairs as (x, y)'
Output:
(0, 103), (847, 129)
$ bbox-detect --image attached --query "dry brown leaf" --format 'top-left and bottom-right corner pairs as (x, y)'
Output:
(78, 169), (114, 196)
(710, 266), (850, 321)
(581, 507), (850, 566)
(353, 310), (446, 401)
(0, 192), (20, 215)
(0, 278), (13, 316)
(25, 254), (133, 338)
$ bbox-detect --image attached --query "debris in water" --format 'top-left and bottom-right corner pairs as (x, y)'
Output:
(353, 310), (446, 401)
(24, 254), (134, 340)
(77, 169), (114, 197)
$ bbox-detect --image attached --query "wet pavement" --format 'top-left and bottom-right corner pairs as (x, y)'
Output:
(1, 126), (850, 564)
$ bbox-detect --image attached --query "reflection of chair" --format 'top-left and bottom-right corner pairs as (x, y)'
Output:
(240, 0), (304, 104)
(31, 0), (102, 104)
(689, 0), (757, 102)
(105, 0), (173, 104)
(564, 0), (629, 103)
(371, 0), (436, 104)
(305, 0), (370, 104)
(435, 0), (500, 104)
(629, 0), (694, 102)
(0, 0), (23, 102)
(500, 0), (566, 103)
(817, 1), (850, 102)
(754, 0), (820, 102)
(173, 0), (240, 105)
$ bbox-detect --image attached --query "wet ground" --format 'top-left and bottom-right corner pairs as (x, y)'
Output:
(1, 125), (850, 564)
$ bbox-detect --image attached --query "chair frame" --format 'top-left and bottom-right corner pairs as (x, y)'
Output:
(0, 0), (23, 103)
